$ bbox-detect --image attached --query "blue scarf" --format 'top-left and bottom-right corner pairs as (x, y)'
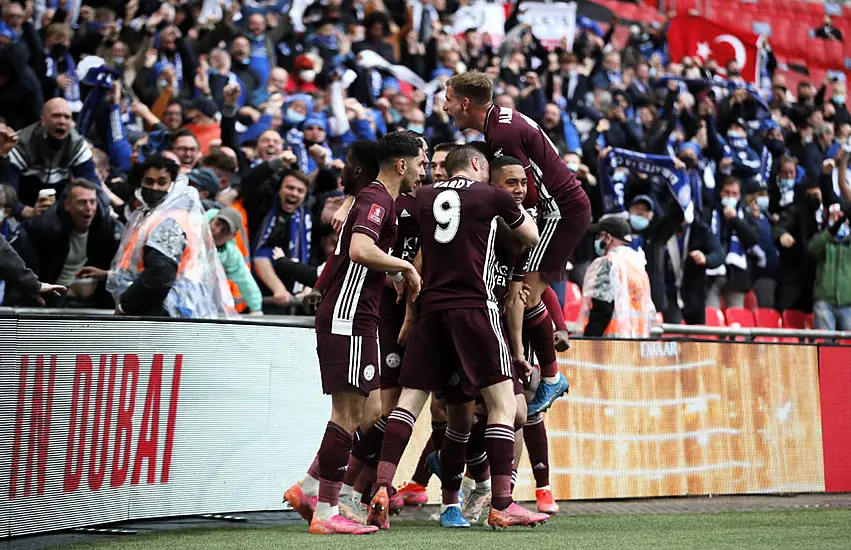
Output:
(256, 200), (312, 291)
(759, 145), (772, 188)
(598, 153), (627, 215)
(607, 148), (693, 220)
(45, 51), (80, 106)
(159, 51), (183, 90)
(77, 65), (120, 139)
(706, 208), (747, 277)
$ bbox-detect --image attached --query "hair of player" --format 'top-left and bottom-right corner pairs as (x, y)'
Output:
(348, 140), (380, 181)
(433, 142), (456, 153)
(466, 141), (490, 157)
(490, 155), (524, 175)
(140, 154), (180, 181)
(376, 132), (422, 167)
(447, 71), (494, 107)
(444, 145), (488, 176)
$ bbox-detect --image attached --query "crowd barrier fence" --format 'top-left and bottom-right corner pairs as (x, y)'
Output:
(0, 310), (849, 538)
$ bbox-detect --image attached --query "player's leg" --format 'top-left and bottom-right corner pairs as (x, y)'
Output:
(523, 270), (568, 416)
(340, 390), (382, 502)
(542, 285), (570, 351)
(461, 407), (491, 522)
(510, 391), (527, 494)
(437, 400), (475, 528)
(524, 413), (558, 514)
(525, 203), (590, 415)
(399, 393), (443, 506)
(452, 308), (549, 528)
(368, 387), (430, 529)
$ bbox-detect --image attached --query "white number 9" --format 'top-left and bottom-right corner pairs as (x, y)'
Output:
(433, 189), (461, 243)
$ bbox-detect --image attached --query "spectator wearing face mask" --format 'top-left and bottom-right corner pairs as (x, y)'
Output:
(809, 204), (851, 329)
(745, 185), (780, 308)
(285, 55), (318, 94)
(771, 155), (804, 211)
(106, 155), (234, 318)
(626, 194), (656, 254)
(773, 180), (826, 312)
(40, 23), (81, 112)
(579, 216), (655, 338)
(705, 177), (760, 309)
(718, 120), (761, 193)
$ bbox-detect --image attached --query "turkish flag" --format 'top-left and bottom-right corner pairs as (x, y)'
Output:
(667, 15), (762, 83)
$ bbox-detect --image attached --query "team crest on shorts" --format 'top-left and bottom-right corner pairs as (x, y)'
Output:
(364, 365), (376, 381)
(385, 353), (401, 369)
(448, 373), (460, 386)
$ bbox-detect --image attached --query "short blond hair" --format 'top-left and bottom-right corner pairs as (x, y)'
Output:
(447, 71), (494, 107)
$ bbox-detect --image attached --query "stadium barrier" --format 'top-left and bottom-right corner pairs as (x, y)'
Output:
(1, 310), (849, 537)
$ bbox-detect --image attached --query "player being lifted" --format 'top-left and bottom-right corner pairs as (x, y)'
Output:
(367, 145), (548, 530)
(444, 71), (592, 415)
(286, 133), (422, 535)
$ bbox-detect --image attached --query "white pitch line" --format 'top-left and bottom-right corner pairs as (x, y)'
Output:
(546, 462), (759, 477)
(547, 427), (740, 442)
(567, 395), (722, 407)
(558, 358), (716, 373)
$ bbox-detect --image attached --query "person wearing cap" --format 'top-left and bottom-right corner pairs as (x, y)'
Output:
(577, 216), (654, 337)
(205, 207), (262, 315)
(627, 194), (656, 251)
(187, 166), (221, 208)
(182, 95), (222, 155)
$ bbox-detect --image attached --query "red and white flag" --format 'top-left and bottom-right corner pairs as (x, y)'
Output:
(667, 15), (762, 83)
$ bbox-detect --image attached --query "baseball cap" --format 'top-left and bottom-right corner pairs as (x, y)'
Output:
(187, 167), (220, 197)
(214, 207), (243, 235)
(182, 96), (219, 119)
(588, 216), (633, 243)
(631, 194), (655, 210)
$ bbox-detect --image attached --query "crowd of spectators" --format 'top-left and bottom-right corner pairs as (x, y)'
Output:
(1, 0), (851, 331)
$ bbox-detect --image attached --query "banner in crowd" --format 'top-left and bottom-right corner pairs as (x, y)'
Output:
(667, 15), (763, 83)
(517, 2), (577, 51)
(449, 2), (508, 46)
(0, 317), (329, 537)
(400, 339), (825, 502)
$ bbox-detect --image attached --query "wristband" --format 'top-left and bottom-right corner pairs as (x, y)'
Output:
(390, 272), (404, 282)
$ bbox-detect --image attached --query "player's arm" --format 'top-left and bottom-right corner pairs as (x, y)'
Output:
(398, 249), (423, 346)
(350, 233), (421, 300)
(511, 209), (540, 248)
(505, 281), (526, 360)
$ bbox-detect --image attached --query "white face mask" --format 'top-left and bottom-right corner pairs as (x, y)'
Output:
(300, 70), (316, 83)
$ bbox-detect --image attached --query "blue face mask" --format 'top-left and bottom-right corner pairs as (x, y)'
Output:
(408, 124), (425, 134)
(779, 177), (796, 191)
(594, 236), (608, 256)
(836, 222), (850, 241)
(286, 108), (306, 124)
(721, 197), (739, 210)
(834, 95), (846, 105)
(629, 214), (650, 232)
(756, 195), (770, 211)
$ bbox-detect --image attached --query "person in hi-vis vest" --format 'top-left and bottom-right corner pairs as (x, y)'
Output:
(105, 155), (235, 318)
(579, 216), (656, 338)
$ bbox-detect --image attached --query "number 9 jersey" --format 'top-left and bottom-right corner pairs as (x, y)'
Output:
(415, 176), (525, 313)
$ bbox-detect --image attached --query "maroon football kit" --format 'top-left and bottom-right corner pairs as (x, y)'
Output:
(315, 182), (397, 395)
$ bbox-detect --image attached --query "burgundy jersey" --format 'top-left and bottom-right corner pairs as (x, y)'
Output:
(416, 176), (525, 312)
(484, 105), (581, 215)
(492, 218), (531, 312)
(316, 182), (397, 336)
(380, 192), (420, 322)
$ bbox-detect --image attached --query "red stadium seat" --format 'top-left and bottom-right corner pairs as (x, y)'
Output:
(755, 308), (782, 328)
(754, 308), (782, 342)
(563, 302), (581, 324)
(806, 313), (814, 329)
(782, 309), (807, 329)
(725, 307), (756, 328)
(565, 281), (582, 304)
(705, 307), (726, 326)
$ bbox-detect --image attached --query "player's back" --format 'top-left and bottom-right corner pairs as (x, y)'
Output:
(416, 176), (524, 312)
(484, 105), (581, 214)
